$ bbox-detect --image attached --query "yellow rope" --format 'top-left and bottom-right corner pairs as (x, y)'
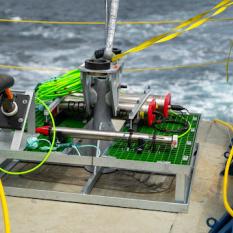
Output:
(0, 58), (231, 73)
(0, 64), (67, 72)
(0, 18), (233, 25)
(112, 0), (233, 61)
(124, 59), (233, 73)
(0, 180), (11, 233)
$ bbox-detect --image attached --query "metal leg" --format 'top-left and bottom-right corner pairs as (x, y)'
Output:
(81, 167), (103, 194)
(175, 174), (188, 203)
(10, 130), (24, 151)
(27, 93), (35, 134)
(0, 159), (18, 178)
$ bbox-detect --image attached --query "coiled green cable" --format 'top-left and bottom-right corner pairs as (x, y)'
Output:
(36, 69), (82, 102)
(0, 97), (56, 175)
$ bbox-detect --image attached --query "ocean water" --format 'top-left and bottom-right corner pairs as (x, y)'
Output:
(0, 0), (233, 120)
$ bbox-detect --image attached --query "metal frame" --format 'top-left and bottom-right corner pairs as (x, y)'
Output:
(0, 90), (199, 212)
(0, 143), (199, 213)
(128, 88), (151, 121)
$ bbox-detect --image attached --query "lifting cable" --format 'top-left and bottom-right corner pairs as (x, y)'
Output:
(112, 0), (233, 61)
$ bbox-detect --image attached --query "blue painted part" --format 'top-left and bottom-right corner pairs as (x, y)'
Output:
(208, 213), (233, 233)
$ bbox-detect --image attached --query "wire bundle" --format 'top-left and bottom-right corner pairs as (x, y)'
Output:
(153, 110), (191, 139)
(36, 69), (82, 102)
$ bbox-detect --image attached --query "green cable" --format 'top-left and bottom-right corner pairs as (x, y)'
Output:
(0, 97), (56, 175)
(36, 69), (82, 102)
(169, 110), (191, 138)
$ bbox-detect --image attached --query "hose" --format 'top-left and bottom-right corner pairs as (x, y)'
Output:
(0, 97), (56, 175)
(35, 69), (82, 102)
(213, 119), (233, 217)
(0, 180), (10, 233)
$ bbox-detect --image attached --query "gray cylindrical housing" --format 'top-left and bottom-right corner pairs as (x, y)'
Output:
(50, 127), (178, 148)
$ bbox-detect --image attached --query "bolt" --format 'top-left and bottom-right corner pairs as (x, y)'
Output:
(22, 99), (28, 104)
(18, 118), (24, 123)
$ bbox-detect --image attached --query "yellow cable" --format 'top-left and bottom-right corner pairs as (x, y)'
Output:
(0, 64), (67, 72)
(124, 59), (233, 73)
(0, 58), (233, 73)
(0, 180), (10, 233)
(213, 119), (233, 217)
(0, 18), (233, 25)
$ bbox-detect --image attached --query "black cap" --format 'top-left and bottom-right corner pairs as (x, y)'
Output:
(85, 59), (111, 70)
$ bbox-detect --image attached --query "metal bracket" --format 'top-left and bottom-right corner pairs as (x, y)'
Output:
(129, 88), (151, 120)
(9, 90), (34, 150)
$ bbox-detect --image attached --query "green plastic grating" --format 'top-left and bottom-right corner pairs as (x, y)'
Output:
(35, 109), (85, 129)
(107, 114), (200, 165)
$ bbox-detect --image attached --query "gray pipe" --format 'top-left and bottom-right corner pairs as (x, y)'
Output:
(49, 127), (178, 148)
(60, 93), (168, 113)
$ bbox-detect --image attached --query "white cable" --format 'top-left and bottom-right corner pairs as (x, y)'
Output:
(71, 145), (81, 156)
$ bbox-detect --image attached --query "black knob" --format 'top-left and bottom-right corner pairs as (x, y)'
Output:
(120, 84), (127, 89)
(94, 48), (122, 59)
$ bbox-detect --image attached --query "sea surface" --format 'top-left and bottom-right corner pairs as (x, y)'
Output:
(0, 0), (233, 120)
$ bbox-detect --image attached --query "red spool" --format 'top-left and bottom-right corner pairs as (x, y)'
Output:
(147, 98), (156, 126)
(163, 93), (171, 118)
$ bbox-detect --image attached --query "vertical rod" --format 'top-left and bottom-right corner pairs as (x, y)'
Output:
(104, 0), (119, 60)
(105, 0), (109, 42)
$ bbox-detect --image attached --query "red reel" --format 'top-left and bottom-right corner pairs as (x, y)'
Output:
(148, 98), (156, 126)
(163, 93), (171, 118)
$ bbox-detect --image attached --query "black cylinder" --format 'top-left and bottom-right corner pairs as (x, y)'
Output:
(85, 59), (111, 70)
(95, 48), (122, 59)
